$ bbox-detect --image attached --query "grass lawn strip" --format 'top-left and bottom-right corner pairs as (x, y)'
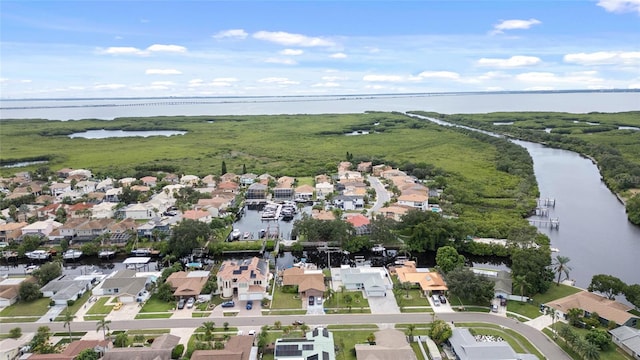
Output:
(135, 313), (172, 319)
(139, 295), (175, 312)
(86, 297), (113, 315)
(0, 297), (50, 317)
(270, 286), (303, 309)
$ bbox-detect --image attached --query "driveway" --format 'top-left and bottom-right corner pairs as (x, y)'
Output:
(367, 290), (400, 314)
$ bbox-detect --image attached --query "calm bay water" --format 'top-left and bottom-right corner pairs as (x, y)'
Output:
(1, 91), (639, 287)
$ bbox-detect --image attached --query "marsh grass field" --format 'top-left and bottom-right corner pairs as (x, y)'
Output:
(1, 112), (538, 235)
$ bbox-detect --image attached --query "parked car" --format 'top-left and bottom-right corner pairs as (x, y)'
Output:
(177, 298), (185, 309)
(186, 297), (195, 309)
(293, 320), (305, 326)
(491, 304), (499, 313)
(221, 300), (235, 308)
(246, 300), (253, 310)
(438, 294), (447, 304)
(308, 296), (314, 306)
(248, 329), (256, 336)
(431, 295), (440, 306)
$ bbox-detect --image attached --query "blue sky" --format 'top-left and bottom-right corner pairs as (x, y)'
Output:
(1, 0), (639, 98)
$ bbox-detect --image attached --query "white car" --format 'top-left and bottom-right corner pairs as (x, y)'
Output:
(248, 329), (256, 336)
(186, 297), (195, 309)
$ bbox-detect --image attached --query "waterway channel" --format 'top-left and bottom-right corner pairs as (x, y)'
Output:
(417, 115), (640, 289)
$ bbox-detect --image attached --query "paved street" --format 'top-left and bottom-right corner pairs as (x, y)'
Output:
(8, 312), (569, 360)
(367, 176), (390, 214)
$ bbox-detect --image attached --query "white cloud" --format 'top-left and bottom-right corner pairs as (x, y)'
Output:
(516, 71), (604, 85)
(477, 55), (542, 68)
(322, 75), (348, 81)
(130, 85), (169, 91)
(93, 83), (126, 90)
(492, 19), (541, 34)
(363, 74), (405, 82)
(146, 44), (187, 53)
(213, 29), (248, 39)
(564, 51), (640, 65)
(253, 31), (335, 47)
(258, 77), (300, 85)
(213, 77), (238, 83)
(330, 53), (347, 59)
(100, 46), (145, 55)
(145, 69), (182, 75)
(264, 57), (297, 65)
(525, 86), (555, 91)
(312, 82), (340, 87)
(151, 81), (175, 86)
(629, 83), (640, 89)
(0, 78), (8, 83)
(417, 71), (461, 80)
(280, 49), (304, 56)
(188, 79), (204, 87)
(597, 0), (640, 14)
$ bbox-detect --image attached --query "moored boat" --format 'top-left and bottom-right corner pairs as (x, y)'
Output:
(98, 250), (116, 259)
(25, 250), (50, 260)
(62, 249), (83, 260)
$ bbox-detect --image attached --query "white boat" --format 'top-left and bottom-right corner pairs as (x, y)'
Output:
(131, 248), (151, 256)
(63, 249), (83, 260)
(231, 229), (241, 240)
(25, 250), (50, 260)
(98, 250), (116, 259)
(371, 244), (386, 252)
(550, 247), (560, 252)
(243, 232), (251, 239)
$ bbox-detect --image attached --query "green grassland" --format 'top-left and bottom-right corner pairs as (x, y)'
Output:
(0, 112), (538, 236)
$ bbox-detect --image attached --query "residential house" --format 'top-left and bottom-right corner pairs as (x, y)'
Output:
(162, 173), (180, 184)
(380, 168), (407, 179)
(609, 326), (640, 358)
(0, 276), (36, 307)
(75, 180), (97, 194)
(345, 214), (370, 235)
(97, 269), (150, 303)
(294, 184), (314, 201)
(91, 202), (117, 219)
(449, 328), (538, 360)
(394, 261), (448, 296)
(180, 174), (200, 186)
(333, 195), (364, 211)
(338, 266), (392, 297)
(107, 219), (137, 244)
(0, 338), (23, 360)
(0, 222), (27, 242)
(103, 334), (180, 360)
(546, 291), (639, 327)
(201, 175), (217, 188)
(130, 185), (151, 193)
(258, 173), (275, 185)
(40, 276), (92, 305)
(190, 335), (254, 360)
(217, 257), (269, 301)
(165, 271), (210, 300)
(339, 170), (363, 181)
(218, 181), (240, 193)
(118, 177), (137, 187)
(355, 328), (416, 360)
(472, 268), (512, 298)
(397, 193), (428, 211)
(281, 267), (325, 301)
(137, 218), (170, 240)
(246, 183), (268, 201)
(140, 176), (157, 187)
(50, 182), (72, 197)
(74, 218), (113, 242)
(315, 181), (334, 200)
(274, 327), (335, 360)
(36, 203), (63, 220)
(338, 161), (352, 173)
(27, 339), (112, 360)
(68, 169), (92, 179)
(240, 173), (258, 187)
(67, 202), (94, 218)
(357, 162), (373, 173)
(96, 178), (114, 192)
(375, 205), (411, 221)
(182, 209), (213, 223)
(372, 164), (392, 176)
(57, 168), (74, 178)
(220, 173), (239, 183)
(120, 203), (153, 220)
(311, 210), (335, 221)
(273, 176), (295, 202)
(21, 219), (62, 237)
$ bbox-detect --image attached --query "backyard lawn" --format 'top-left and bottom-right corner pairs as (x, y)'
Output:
(508, 284), (582, 319)
(0, 297), (50, 317)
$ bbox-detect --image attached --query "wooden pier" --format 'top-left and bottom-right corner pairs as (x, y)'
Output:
(529, 218), (560, 229)
(537, 198), (556, 208)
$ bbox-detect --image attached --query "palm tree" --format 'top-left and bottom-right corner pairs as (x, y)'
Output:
(512, 275), (530, 298)
(581, 341), (601, 360)
(96, 319), (111, 341)
(552, 255), (572, 286)
(63, 310), (75, 342)
(406, 324), (416, 341)
(202, 321), (216, 342)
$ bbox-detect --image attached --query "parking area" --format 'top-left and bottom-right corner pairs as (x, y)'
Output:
(430, 294), (455, 313)
(367, 289), (400, 314)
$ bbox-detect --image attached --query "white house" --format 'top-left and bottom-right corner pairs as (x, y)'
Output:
(21, 219), (62, 237)
(121, 203), (153, 220)
(338, 265), (392, 297)
(315, 182), (334, 200)
(397, 193), (429, 211)
(74, 180), (97, 194)
(91, 202), (117, 219)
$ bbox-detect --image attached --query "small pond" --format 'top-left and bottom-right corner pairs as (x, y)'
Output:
(68, 129), (186, 139)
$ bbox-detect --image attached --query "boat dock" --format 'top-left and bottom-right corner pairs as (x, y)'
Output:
(529, 218), (560, 229)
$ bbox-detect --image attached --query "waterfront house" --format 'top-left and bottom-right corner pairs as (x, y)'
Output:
(0, 222), (27, 243)
(40, 276), (92, 305)
(107, 218), (137, 244)
(0, 276), (35, 307)
(345, 214), (371, 235)
(182, 209), (213, 223)
(609, 326), (640, 358)
(165, 271), (210, 300)
(294, 184), (315, 201)
(339, 265), (392, 297)
(21, 219), (62, 237)
(333, 195), (364, 211)
(97, 269), (150, 303)
(274, 176), (295, 202)
(137, 218), (170, 240)
(375, 205), (411, 221)
(394, 261), (448, 296)
(355, 328), (417, 360)
(120, 203), (153, 220)
(311, 210), (335, 221)
(281, 266), (325, 301)
(74, 218), (113, 242)
(546, 291), (639, 327)
(190, 335), (254, 360)
(217, 257), (269, 301)
(246, 183), (268, 200)
(472, 268), (512, 299)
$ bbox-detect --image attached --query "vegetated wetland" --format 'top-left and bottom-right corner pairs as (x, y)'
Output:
(1, 112), (538, 237)
(409, 111), (640, 224)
